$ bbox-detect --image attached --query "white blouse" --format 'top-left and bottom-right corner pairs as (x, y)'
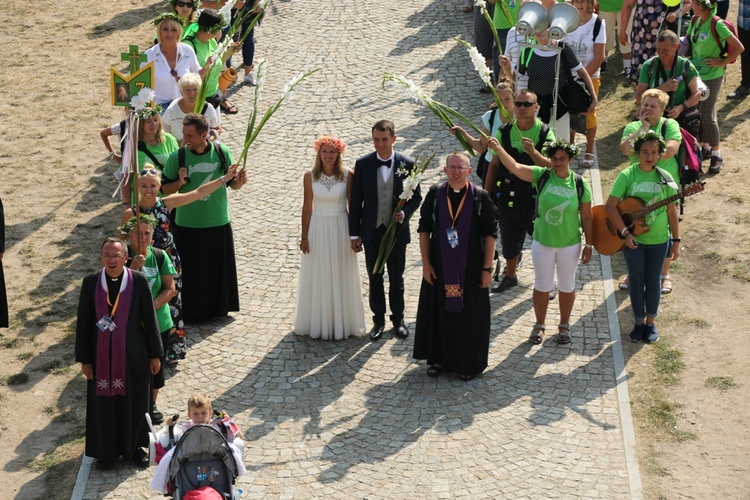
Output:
(143, 43), (201, 105)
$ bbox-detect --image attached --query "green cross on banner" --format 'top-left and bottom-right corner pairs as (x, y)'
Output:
(121, 45), (147, 74)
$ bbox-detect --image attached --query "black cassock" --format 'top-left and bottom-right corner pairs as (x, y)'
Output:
(74, 270), (162, 463)
(413, 183), (497, 375)
(0, 197), (7, 328)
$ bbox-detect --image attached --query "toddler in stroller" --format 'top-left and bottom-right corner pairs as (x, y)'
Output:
(150, 394), (246, 498)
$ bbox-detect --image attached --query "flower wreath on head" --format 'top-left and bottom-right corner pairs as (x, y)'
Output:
(313, 136), (347, 155)
(197, 16), (228, 33)
(541, 139), (580, 159)
(136, 105), (163, 120)
(694, 0), (717, 11)
(120, 214), (159, 238)
(633, 131), (667, 154)
(153, 12), (186, 27)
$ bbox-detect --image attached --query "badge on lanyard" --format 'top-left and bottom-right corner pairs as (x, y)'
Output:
(446, 227), (459, 248)
(97, 316), (117, 332)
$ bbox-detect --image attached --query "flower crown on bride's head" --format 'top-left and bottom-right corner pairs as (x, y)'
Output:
(313, 136), (347, 154)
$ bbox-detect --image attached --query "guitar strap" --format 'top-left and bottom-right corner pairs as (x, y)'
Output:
(655, 166), (680, 192)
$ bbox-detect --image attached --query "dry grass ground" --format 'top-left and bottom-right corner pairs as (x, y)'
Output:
(0, 0), (748, 498)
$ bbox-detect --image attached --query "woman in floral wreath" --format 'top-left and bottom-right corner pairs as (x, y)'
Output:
(293, 136), (366, 340)
(488, 137), (594, 345)
(121, 163), (238, 363)
(606, 132), (680, 345)
(135, 106), (179, 173)
(686, 0), (744, 173)
(121, 214), (177, 425)
(143, 13), (208, 108)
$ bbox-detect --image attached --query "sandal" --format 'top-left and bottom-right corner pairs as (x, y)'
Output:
(661, 277), (673, 294)
(427, 365), (443, 377)
(618, 276), (629, 291)
(220, 100), (239, 114)
(581, 153), (595, 168)
(556, 323), (572, 344)
(529, 324), (545, 345)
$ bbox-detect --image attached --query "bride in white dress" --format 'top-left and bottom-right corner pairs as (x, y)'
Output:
(293, 136), (366, 339)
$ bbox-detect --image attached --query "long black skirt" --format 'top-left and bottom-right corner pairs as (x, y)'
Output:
(173, 223), (239, 323)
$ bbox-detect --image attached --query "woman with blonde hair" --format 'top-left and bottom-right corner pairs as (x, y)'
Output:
(136, 107), (179, 172)
(143, 13), (208, 108)
(121, 163), (238, 363)
(293, 136), (366, 340)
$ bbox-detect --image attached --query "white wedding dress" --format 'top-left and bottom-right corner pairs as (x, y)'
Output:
(293, 172), (366, 339)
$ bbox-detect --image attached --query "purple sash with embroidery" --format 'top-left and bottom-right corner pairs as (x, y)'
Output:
(93, 268), (134, 396)
(438, 182), (474, 313)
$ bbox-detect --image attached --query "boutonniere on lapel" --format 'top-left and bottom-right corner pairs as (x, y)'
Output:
(396, 161), (407, 178)
(373, 153), (436, 274)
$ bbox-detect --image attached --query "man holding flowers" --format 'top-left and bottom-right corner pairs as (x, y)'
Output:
(349, 120), (422, 341)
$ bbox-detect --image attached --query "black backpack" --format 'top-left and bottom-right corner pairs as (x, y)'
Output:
(177, 141), (229, 176)
(494, 122), (550, 211)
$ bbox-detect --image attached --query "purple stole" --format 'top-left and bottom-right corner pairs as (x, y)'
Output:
(438, 182), (474, 313)
(93, 268), (134, 396)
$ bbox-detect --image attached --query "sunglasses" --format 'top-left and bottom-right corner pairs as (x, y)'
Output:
(140, 169), (160, 176)
(175, 1), (195, 8)
(170, 68), (180, 82)
(515, 101), (536, 107)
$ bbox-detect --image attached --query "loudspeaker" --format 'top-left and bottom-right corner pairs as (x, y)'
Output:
(516, 2), (549, 36)
(548, 3), (580, 39)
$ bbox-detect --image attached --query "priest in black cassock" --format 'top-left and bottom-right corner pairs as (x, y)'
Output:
(75, 238), (162, 469)
(412, 151), (498, 381)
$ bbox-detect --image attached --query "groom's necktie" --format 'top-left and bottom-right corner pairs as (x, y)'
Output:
(376, 159), (391, 168)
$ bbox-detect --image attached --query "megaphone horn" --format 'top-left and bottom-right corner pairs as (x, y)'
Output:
(516, 2), (549, 36)
(548, 3), (580, 39)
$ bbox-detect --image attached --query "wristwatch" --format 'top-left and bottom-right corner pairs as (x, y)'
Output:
(482, 267), (492, 273)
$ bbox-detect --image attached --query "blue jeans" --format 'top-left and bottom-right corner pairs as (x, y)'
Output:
(623, 241), (668, 321)
(492, 28), (510, 83)
(241, 25), (255, 68)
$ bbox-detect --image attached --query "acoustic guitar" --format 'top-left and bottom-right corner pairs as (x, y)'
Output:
(591, 182), (705, 255)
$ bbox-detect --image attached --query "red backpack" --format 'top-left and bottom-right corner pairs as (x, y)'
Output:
(687, 15), (738, 63)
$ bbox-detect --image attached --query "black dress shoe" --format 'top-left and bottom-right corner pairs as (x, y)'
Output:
(132, 448), (149, 468)
(369, 323), (385, 341)
(393, 321), (409, 339)
(150, 404), (164, 425)
(94, 460), (115, 471)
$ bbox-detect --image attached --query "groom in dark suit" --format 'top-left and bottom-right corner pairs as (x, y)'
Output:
(349, 120), (422, 341)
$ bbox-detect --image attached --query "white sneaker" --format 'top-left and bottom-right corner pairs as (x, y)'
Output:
(244, 73), (257, 86)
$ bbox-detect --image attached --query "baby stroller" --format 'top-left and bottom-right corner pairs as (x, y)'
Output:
(166, 424), (240, 499)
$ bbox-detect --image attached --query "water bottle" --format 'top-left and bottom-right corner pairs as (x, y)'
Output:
(696, 76), (709, 101)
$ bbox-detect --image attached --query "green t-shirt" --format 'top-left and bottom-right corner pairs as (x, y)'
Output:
(597, 0), (623, 13)
(531, 166), (592, 248)
(135, 246), (176, 332)
(138, 133), (179, 171)
(182, 22), (199, 40)
(609, 164), (678, 245)
(493, 0), (522, 30)
(686, 16), (734, 80)
(621, 117), (681, 183)
(163, 143), (234, 228)
(490, 118), (556, 157)
(183, 34), (221, 97)
(638, 56), (699, 107)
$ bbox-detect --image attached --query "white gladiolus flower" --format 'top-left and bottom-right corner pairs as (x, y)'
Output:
(475, 0), (487, 10)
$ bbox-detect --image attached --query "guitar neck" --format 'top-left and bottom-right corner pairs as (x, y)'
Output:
(630, 191), (684, 220)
